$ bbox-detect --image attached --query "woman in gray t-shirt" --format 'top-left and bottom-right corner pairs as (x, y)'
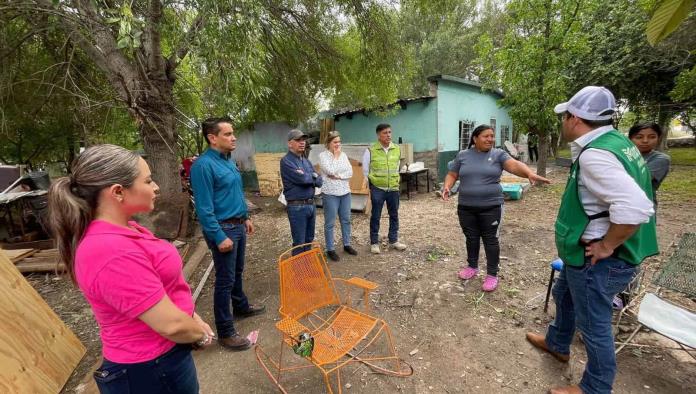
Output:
(628, 123), (671, 201)
(442, 125), (550, 292)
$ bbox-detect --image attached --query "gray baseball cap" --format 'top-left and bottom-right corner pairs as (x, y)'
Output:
(287, 129), (308, 141)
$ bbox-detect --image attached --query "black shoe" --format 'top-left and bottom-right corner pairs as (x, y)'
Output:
(327, 250), (340, 261)
(236, 304), (266, 319)
(343, 245), (358, 255)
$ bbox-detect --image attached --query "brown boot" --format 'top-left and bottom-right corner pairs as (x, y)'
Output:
(548, 385), (582, 394)
(219, 334), (251, 351)
(526, 332), (570, 362)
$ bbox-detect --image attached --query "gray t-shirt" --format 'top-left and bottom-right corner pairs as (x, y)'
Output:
(644, 150), (671, 192)
(448, 148), (511, 207)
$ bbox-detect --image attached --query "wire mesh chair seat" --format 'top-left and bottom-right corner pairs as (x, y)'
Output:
(255, 242), (413, 393)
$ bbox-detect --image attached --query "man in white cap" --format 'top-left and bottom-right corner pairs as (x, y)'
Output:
(525, 86), (658, 394)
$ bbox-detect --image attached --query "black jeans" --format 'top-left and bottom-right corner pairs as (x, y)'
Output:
(457, 204), (503, 276)
(528, 146), (538, 162)
(94, 344), (199, 394)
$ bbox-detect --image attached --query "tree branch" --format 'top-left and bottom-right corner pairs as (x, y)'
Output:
(168, 13), (205, 73)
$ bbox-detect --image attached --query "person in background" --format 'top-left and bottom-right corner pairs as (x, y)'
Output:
(628, 123), (671, 200)
(190, 117), (265, 352)
(442, 124), (550, 292)
(527, 133), (539, 163)
(319, 131), (358, 261)
(281, 129), (323, 255)
(362, 123), (407, 254)
(48, 144), (214, 393)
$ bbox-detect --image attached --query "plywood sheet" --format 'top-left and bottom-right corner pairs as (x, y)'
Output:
(0, 250), (85, 393)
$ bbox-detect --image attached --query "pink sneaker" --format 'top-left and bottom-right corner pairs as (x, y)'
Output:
(482, 275), (498, 292)
(458, 267), (479, 280)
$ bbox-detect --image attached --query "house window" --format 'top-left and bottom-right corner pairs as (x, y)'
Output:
(459, 120), (474, 150)
(489, 118), (497, 133)
(500, 125), (511, 143)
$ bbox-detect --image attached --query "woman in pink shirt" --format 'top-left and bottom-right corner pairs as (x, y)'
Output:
(48, 144), (214, 394)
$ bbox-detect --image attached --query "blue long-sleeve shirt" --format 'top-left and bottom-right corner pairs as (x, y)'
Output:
(280, 151), (323, 201)
(190, 148), (248, 245)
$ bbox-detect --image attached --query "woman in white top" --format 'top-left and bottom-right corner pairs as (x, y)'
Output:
(319, 131), (358, 261)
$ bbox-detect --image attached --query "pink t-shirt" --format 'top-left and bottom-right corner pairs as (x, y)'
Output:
(75, 220), (194, 363)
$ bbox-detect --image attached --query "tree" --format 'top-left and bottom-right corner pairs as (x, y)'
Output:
(2, 0), (406, 197)
(0, 17), (138, 169)
(476, 0), (587, 177)
(566, 1), (696, 148)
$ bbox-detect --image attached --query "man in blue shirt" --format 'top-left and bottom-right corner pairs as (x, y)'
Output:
(280, 129), (323, 255)
(190, 117), (265, 351)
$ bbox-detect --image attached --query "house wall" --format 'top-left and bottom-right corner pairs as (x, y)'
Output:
(435, 80), (514, 181)
(334, 99), (437, 152)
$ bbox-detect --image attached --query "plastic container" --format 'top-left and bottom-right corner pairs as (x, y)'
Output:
(501, 183), (523, 200)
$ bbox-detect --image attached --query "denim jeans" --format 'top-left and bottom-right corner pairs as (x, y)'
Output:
(94, 344), (199, 394)
(369, 184), (400, 245)
(545, 257), (637, 394)
(323, 193), (352, 251)
(287, 203), (316, 255)
(457, 205), (503, 276)
(204, 222), (249, 338)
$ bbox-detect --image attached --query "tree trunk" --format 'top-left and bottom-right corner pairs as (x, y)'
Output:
(537, 131), (549, 177)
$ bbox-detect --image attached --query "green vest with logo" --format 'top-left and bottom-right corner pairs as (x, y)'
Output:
(555, 130), (658, 267)
(368, 142), (401, 191)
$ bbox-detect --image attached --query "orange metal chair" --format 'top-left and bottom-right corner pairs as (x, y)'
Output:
(255, 242), (413, 393)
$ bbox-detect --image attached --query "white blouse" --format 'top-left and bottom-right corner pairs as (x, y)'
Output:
(319, 151), (353, 196)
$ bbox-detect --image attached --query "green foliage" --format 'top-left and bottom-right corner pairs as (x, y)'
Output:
(646, 0), (695, 45)
(0, 17), (138, 167)
(398, 0), (506, 96)
(476, 0), (587, 138)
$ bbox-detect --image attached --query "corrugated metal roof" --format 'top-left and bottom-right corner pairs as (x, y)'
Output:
(333, 95), (435, 119)
(427, 74), (505, 97)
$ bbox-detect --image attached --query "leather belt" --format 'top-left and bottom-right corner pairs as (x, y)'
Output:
(220, 217), (246, 224)
(287, 198), (315, 205)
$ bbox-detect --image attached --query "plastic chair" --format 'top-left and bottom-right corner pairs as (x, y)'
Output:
(255, 242), (413, 393)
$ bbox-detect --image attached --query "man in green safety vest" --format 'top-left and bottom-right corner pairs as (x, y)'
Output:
(525, 86), (658, 394)
(361, 123), (407, 254)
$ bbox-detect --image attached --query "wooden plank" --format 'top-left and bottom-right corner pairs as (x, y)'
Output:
(182, 240), (210, 281)
(0, 239), (55, 251)
(2, 248), (38, 263)
(0, 250), (85, 393)
(15, 261), (66, 274)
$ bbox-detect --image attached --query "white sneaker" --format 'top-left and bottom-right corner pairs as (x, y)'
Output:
(370, 244), (381, 254)
(389, 241), (407, 251)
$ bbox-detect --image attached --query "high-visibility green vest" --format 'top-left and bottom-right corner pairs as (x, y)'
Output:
(368, 142), (401, 191)
(555, 130), (658, 267)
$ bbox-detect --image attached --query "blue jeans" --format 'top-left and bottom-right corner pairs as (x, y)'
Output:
(323, 193), (352, 251)
(287, 203), (316, 255)
(369, 184), (400, 245)
(94, 344), (198, 394)
(204, 223), (249, 338)
(545, 257), (637, 394)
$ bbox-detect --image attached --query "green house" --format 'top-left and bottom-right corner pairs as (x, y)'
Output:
(333, 75), (513, 183)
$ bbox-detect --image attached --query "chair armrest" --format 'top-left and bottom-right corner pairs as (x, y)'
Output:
(335, 277), (379, 291)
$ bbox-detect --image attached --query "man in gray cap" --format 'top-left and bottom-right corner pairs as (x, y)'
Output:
(280, 129), (323, 255)
(526, 86), (658, 394)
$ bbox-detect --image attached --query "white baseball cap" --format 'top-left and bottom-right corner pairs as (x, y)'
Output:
(554, 86), (616, 121)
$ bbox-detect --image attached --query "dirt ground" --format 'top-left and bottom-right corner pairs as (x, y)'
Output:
(35, 163), (696, 393)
